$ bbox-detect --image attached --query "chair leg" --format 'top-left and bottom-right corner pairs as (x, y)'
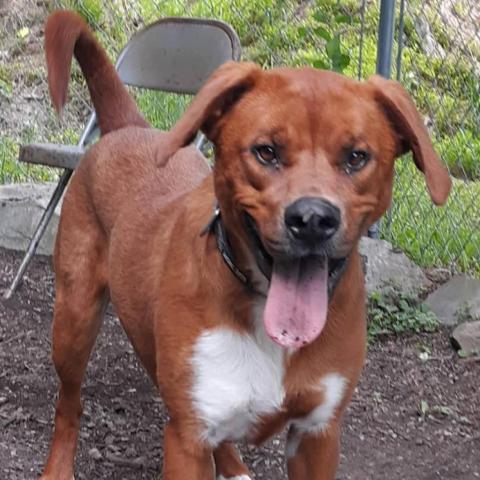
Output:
(3, 169), (73, 299)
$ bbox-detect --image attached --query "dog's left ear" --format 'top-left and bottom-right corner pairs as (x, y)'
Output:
(368, 75), (452, 205)
(156, 61), (261, 166)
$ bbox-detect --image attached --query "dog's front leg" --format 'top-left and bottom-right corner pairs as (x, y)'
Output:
(163, 422), (215, 480)
(286, 423), (340, 480)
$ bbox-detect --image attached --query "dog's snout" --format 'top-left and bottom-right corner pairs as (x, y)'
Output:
(284, 197), (340, 243)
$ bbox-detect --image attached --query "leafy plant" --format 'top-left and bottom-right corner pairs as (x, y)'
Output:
(297, 7), (354, 73)
(367, 286), (439, 341)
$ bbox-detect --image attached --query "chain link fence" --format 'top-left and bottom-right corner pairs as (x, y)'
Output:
(383, 0), (480, 276)
(0, 0), (478, 275)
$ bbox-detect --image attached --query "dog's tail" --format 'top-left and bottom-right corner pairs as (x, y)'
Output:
(45, 10), (149, 135)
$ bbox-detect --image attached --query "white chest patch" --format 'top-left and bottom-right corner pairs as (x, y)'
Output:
(286, 373), (347, 458)
(191, 324), (285, 447)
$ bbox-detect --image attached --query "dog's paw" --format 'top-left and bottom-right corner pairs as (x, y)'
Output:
(39, 476), (75, 480)
(216, 476), (252, 480)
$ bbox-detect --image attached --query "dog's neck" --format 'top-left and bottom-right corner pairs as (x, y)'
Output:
(201, 205), (269, 296)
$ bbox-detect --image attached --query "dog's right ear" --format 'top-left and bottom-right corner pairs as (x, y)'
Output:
(155, 61), (261, 166)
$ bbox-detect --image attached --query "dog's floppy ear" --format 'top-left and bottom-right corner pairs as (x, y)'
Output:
(368, 75), (452, 205)
(156, 61), (261, 166)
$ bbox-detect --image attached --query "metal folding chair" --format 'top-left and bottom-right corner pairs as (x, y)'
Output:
(4, 17), (241, 299)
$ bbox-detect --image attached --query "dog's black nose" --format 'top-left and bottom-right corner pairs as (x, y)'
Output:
(284, 197), (340, 244)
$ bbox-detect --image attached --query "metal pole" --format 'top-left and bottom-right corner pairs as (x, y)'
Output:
(368, 0), (396, 239)
(357, 0), (368, 80)
(381, 0), (406, 235)
(396, 0), (406, 82)
(376, 0), (396, 77)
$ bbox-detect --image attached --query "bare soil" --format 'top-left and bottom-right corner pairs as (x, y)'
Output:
(0, 247), (479, 479)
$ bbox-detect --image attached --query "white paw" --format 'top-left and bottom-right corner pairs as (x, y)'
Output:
(216, 475), (252, 480)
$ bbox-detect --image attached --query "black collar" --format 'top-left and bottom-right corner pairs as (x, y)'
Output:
(201, 205), (258, 293)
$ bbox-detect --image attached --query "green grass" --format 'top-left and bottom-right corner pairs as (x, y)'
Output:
(437, 131), (480, 181)
(0, 63), (13, 98)
(0, 136), (57, 183)
(135, 90), (191, 131)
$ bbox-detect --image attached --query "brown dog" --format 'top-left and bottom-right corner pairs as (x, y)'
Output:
(40, 10), (451, 480)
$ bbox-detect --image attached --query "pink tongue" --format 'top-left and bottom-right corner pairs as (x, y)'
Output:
(264, 256), (328, 349)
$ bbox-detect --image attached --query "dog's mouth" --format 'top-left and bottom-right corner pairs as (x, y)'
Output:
(244, 213), (347, 349)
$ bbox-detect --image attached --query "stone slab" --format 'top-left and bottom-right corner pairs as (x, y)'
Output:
(359, 237), (432, 296)
(451, 321), (480, 357)
(0, 182), (60, 256)
(425, 276), (480, 326)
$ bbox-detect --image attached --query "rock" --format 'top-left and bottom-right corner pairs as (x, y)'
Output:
(359, 238), (432, 296)
(0, 182), (60, 255)
(451, 321), (480, 357)
(424, 267), (451, 285)
(88, 447), (102, 461)
(425, 276), (480, 327)
(414, 17), (446, 59)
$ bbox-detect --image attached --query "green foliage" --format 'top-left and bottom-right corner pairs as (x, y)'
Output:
(438, 131), (480, 181)
(135, 90), (190, 131)
(453, 0), (469, 18)
(0, 64), (13, 98)
(401, 49), (479, 140)
(367, 287), (439, 340)
(0, 137), (19, 183)
(297, 6), (355, 73)
(0, 77), (12, 97)
(52, 0), (478, 179)
(66, 0), (103, 25)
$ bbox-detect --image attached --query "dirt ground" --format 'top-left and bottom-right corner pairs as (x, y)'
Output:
(0, 247), (479, 479)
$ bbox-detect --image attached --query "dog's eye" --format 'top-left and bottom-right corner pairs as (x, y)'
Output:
(345, 149), (370, 174)
(252, 144), (279, 168)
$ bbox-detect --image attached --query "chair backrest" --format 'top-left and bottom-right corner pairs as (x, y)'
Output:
(79, 17), (241, 148)
(117, 17), (241, 94)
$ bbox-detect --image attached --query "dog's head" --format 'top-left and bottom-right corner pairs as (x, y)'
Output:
(157, 62), (451, 348)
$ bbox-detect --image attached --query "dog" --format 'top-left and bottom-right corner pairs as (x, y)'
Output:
(40, 10), (451, 480)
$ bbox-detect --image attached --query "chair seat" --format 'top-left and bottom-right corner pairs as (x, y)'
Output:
(20, 143), (85, 170)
